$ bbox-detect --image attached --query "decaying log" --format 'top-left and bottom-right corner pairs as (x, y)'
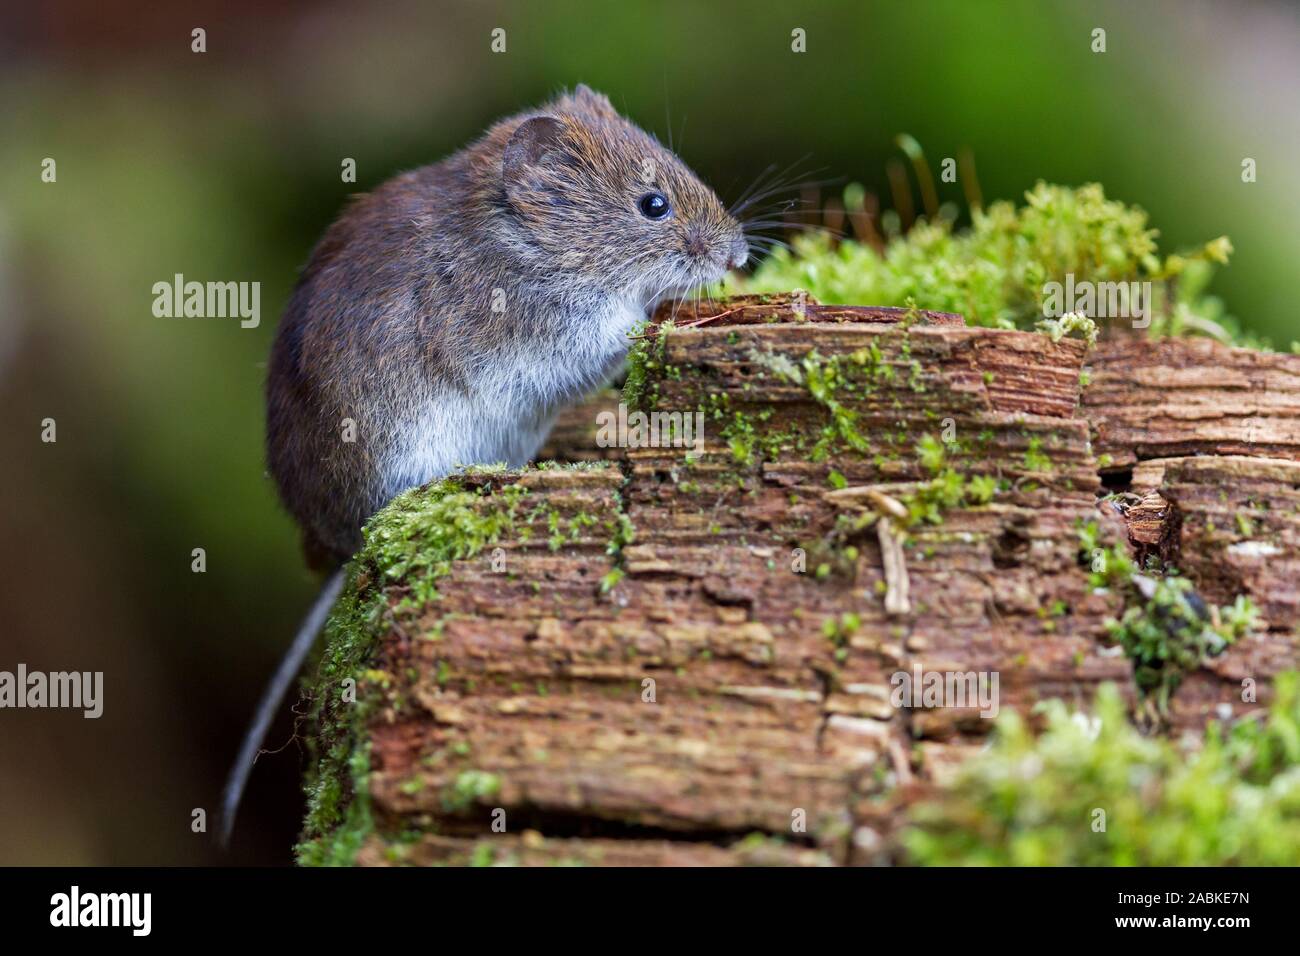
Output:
(305, 296), (1299, 866)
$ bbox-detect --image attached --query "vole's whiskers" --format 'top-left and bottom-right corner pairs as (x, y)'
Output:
(728, 155), (823, 216)
(733, 176), (843, 220)
(745, 236), (794, 256)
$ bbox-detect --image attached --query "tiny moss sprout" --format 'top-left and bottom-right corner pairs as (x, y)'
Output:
(1036, 312), (1098, 347)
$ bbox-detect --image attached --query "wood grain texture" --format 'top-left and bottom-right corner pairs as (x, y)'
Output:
(1085, 335), (1300, 468)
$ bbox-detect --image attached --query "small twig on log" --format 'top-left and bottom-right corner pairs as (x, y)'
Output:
(629, 305), (747, 340)
(877, 517), (911, 617)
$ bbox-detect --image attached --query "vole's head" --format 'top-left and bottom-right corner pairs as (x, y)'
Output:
(497, 86), (747, 304)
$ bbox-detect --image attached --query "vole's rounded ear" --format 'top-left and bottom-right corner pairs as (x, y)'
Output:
(503, 115), (566, 185)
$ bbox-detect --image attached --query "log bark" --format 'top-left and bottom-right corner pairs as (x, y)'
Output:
(1084, 335), (1300, 467)
(306, 298), (1300, 866)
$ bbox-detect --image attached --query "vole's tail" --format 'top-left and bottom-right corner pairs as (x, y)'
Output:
(219, 567), (347, 847)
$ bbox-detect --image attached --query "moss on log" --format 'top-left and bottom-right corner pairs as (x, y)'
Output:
(297, 296), (1300, 866)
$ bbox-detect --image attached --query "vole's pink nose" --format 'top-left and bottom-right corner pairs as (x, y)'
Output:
(727, 237), (749, 270)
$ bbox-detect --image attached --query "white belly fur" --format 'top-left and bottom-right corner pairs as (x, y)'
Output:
(378, 295), (644, 504)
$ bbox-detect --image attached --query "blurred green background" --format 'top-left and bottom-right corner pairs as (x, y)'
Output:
(1, 0), (1296, 864)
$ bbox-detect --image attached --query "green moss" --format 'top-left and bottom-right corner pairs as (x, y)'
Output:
(736, 182), (1256, 346)
(905, 673), (1300, 865)
(1076, 519), (1137, 588)
(442, 770), (502, 813)
(605, 506), (635, 555)
(1108, 578), (1257, 711)
(748, 345), (905, 461)
(722, 408), (759, 466)
(527, 502), (601, 552)
(822, 611), (861, 643)
(1075, 521), (1259, 713)
(296, 475), (530, 865)
(366, 479), (527, 609)
(1021, 436), (1053, 473)
(898, 466), (1002, 528)
(622, 318), (675, 411)
(915, 434), (947, 475)
(531, 459), (616, 472)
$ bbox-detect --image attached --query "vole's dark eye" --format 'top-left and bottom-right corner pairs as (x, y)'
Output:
(638, 191), (671, 220)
